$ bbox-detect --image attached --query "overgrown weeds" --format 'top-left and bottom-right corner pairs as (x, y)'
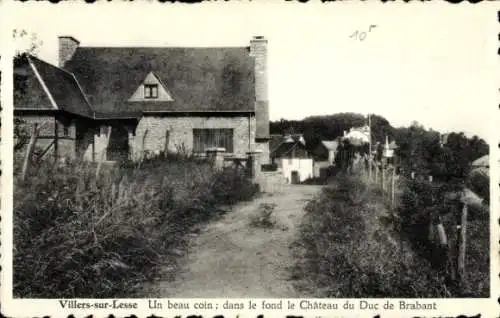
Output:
(291, 173), (448, 297)
(399, 178), (489, 297)
(14, 155), (258, 298)
(249, 203), (277, 228)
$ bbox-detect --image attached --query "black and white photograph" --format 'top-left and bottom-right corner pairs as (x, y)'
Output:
(1, 2), (498, 317)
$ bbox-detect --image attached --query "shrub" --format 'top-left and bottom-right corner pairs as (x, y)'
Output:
(467, 170), (489, 204)
(398, 178), (489, 297)
(211, 168), (259, 205)
(291, 173), (448, 298)
(14, 158), (257, 298)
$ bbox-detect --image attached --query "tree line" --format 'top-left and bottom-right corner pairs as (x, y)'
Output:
(270, 113), (488, 184)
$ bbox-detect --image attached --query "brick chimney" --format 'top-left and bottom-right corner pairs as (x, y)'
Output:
(58, 36), (80, 67)
(250, 36), (270, 163)
(250, 36), (268, 102)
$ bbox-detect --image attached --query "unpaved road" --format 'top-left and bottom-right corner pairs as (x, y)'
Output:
(144, 184), (321, 298)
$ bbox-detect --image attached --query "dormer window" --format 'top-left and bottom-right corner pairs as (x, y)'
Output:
(144, 84), (159, 99)
(129, 72), (173, 102)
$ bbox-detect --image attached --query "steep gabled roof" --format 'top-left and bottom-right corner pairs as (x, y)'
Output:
(63, 46), (256, 114)
(270, 134), (284, 153)
(270, 133), (306, 155)
(272, 140), (308, 158)
(24, 55), (94, 118)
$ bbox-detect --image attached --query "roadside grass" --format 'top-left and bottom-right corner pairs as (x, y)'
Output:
(13, 155), (258, 298)
(399, 178), (490, 297)
(290, 173), (448, 298)
(291, 171), (489, 298)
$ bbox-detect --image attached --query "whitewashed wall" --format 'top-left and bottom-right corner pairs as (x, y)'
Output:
(280, 158), (313, 183)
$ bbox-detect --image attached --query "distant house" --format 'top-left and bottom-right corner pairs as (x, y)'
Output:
(383, 136), (398, 158)
(344, 125), (370, 145)
(271, 134), (312, 184)
(14, 35), (271, 164)
(270, 133), (305, 151)
(471, 154), (489, 178)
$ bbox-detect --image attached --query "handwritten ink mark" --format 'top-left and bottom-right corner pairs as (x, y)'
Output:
(350, 25), (377, 41)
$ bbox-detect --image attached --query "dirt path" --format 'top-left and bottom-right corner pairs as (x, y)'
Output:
(145, 184), (321, 298)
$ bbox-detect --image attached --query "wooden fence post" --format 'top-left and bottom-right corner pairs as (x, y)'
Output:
(96, 126), (112, 178)
(381, 163), (385, 193)
(391, 167), (396, 209)
(164, 130), (170, 156)
(457, 203), (468, 285)
(368, 157), (372, 181)
(54, 118), (59, 162)
(21, 123), (39, 181)
(137, 129), (149, 169)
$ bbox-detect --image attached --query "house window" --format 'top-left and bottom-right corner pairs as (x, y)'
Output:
(63, 125), (69, 136)
(144, 84), (159, 99)
(193, 129), (234, 153)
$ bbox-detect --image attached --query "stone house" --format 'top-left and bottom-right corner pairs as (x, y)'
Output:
(14, 36), (270, 164)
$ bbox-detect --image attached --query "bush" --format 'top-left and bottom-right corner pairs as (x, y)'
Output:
(14, 158), (257, 298)
(291, 173), (448, 297)
(467, 170), (489, 204)
(398, 178), (489, 297)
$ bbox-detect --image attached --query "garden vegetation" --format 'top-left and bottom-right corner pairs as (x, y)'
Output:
(14, 154), (258, 298)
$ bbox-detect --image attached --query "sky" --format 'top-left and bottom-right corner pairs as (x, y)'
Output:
(3, 2), (498, 142)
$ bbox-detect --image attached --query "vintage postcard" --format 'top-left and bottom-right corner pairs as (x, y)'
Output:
(0, 1), (498, 317)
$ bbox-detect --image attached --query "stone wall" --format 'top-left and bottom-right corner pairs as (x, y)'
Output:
(254, 141), (270, 165)
(130, 115), (257, 161)
(15, 114), (77, 160)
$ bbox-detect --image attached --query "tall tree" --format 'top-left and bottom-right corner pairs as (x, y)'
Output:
(13, 29), (43, 151)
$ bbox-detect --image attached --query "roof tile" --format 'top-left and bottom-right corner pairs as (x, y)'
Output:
(64, 46), (256, 114)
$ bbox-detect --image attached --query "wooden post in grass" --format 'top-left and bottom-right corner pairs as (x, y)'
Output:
(391, 167), (396, 209)
(141, 129), (149, 161)
(54, 117), (59, 162)
(164, 130), (170, 157)
(381, 162), (385, 193)
(21, 123), (39, 181)
(368, 157), (372, 182)
(137, 129), (149, 169)
(96, 125), (112, 178)
(457, 203), (468, 285)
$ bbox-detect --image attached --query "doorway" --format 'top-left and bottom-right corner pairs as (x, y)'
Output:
(291, 170), (300, 184)
(107, 125), (130, 162)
